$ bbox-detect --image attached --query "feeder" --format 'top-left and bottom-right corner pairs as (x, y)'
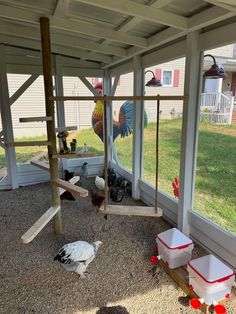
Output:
(188, 254), (234, 306)
(156, 228), (194, 269)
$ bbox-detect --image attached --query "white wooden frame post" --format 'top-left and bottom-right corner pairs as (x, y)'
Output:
(132, 56), (144, 199)
(0, 44), (18, 189)
(178, 31), (201, 235)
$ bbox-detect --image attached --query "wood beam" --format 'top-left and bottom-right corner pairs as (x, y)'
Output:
(189, 6), (235, 30)
(54, 178), (88, 197)
(40, 17), (62, 235)
(178, 31), (201, 235)
(204, 0), (236, 13)
(51, 16), (148, 47)
(19, 116), (52, 122)
(21, 206), (60, 244)
(98, 205), (162, 217)
(5, 141), (51, 147)
(103, 6), (236, 69)
(10, 75), (39, 105)
(30, 160), (50, 172)
(0, 45), (18, 189)
(52, 95), (186, 101)
(53, 0), (70, 17)
(78, 76), (97, 95)
(0, 22), (127, 58)
(0, 4), (147, 48)
(76, 0), (188, 30)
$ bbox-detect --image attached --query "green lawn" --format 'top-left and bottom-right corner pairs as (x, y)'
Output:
(0, 120), (235, 234)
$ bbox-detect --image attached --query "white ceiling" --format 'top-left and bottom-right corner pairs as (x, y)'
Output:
(0, 0), (236, 69)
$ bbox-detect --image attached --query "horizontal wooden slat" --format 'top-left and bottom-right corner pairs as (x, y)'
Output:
(59, 176), (80, 195)
(98, 205), (162, 217)
(6, 141), (51, 147)
(52, 95), (187, 102)
(19, 116), (52, 122)
(52, 153), (96, 159)
(55, 126), (77, 132)
(30, 160), (50, 172)
(54, 178), (88, 197)
(21, 206), (60, 244)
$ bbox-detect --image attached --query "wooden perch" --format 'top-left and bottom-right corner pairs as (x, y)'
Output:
(30, 160), (50, 172)
(55, 126), (77, 132)
(54, 178), (88, 197)
(6, 141), (51, 147)
(52, 153), (96, 158)
(98, 205), (162, 217)
(59, 176), (80, 195)
(19, 116), (52, 122)
(21, 206), (60, 244)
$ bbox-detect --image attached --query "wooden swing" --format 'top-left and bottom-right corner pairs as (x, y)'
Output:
(98, 96), (162, 218)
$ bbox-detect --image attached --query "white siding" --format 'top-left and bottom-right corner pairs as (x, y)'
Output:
(206, 44), (234, 58)
(145, 58), (185, 121)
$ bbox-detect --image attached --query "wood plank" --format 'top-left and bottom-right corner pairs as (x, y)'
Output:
(52, 95), (187, 102)
(54, 178), (88, 197)
(98, 205), (162, 217)
(19, 116), (52, 122)
(159, 261), (227, 314)
(55, 126), (77, 132)
(52, 153), (96, 158)
(30, 160), (50, 172)
(59, 176), (80, 195)
(6, 141), (51, 147)
(21, 206), (60, 244)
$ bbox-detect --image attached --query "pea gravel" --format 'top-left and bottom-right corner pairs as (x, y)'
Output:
(0, 180), (235, 314)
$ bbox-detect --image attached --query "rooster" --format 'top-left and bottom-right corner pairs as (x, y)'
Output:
(54, 240), (102, 278)
(91, 82), (147, 142)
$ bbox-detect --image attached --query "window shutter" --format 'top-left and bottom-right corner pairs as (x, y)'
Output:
(173, 69), (180, 87)
(155, 68), (162, 81)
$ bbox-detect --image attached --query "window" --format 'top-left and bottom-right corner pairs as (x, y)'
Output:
(162, 70), (173, 86)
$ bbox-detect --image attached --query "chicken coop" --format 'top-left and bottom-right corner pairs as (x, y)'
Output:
(0, 1), (236, 309)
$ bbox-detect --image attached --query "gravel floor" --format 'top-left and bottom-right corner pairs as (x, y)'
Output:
(0, 179), (235, 314)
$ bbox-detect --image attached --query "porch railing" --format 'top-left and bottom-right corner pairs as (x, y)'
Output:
(200, 92), (234, 124)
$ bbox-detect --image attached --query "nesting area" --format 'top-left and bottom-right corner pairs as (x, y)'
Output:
(0, 179), (235, 314)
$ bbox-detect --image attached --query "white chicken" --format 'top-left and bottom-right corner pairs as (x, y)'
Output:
(95, 175), (105, 191)
(54, 240), (102, 278)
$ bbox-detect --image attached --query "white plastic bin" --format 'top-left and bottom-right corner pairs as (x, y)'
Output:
(187, 254), (235, 305)
(156, 228), (194, 269)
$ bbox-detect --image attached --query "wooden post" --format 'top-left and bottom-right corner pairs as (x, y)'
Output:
(40, 17), (62, 234)
(155, 97), (160, 213)
(103, 98), (109, 210)
(178, 31), (201, 235)
(132, 56), (144, 199)
(0, 44), (18, 189)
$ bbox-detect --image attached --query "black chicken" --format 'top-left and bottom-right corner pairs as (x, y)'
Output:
(64, 169), (74, 181)
(110, 187), (125, 202)
(116, 177), (132, 195)
(60, 169), (75, 201)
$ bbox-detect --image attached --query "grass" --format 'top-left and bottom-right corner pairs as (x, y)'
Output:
(0, 120), (235, 234)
